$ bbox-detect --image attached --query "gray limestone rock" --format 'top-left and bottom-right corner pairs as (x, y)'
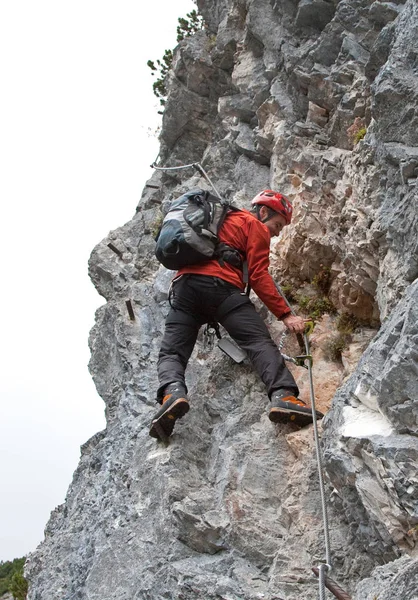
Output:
(365, 22), (396, 82)
(26, 1), (418, 599)
(233, 122), (270, 165)
(218, 93), (256, 123)
(322, 280), (418, 558)
(372, 0), (418, 146)
(295, 0), (337, 32)
(369, 1), (403, 27)
(355, 556), (418, 600)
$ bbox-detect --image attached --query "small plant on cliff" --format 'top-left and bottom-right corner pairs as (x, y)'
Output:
(347, 117), (367, 146)
(311, 265), (331, 294)
(207, 33), (217, 50)
(323, 310), (362, 362)
(296, 294), (335, 321)
(323, 332), (350, 362)
(147, 10), (205, 112)
(353, 126), (367, 144)
(336, 311), (359, 335)
(279, 282), (297, 303)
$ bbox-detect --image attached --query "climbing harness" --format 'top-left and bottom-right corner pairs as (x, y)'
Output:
(277, 329), (313, 369)
(203, 322), (218, 352)
(203, 322), (247, 363)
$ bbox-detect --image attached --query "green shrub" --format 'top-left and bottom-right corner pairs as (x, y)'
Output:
(323, 333), (350, 362)
(280, 278), (336, 321)
(347, 117), (366, 146)
(207, 33), (217, 49)
(296, 294), (335, 321)
(354, 127), (367, 144)
(279, 282), (297, 303)
(0, 557), (27, 598)
(309, 297), (335, 320)
(9, 572), (28, 600)
(296, 294), (310, 311)
(311, 265), (331, 294)
(336, 311), (359, 334)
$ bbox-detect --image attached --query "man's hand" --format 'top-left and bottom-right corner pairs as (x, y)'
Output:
(282, 314), (311, 334)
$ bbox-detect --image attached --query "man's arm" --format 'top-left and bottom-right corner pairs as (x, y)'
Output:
(244, 219), (309, 333)
(245, 219), (293, 319)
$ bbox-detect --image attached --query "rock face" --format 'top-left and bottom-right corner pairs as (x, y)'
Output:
(26, 1), (417, 599)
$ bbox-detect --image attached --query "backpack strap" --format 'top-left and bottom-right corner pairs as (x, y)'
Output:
(242, 260), (249, 286)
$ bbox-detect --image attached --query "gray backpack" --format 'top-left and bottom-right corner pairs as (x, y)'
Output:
(155, 189), (243, 271)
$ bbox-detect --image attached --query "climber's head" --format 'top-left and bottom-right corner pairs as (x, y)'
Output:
(251, 190), (293, 237)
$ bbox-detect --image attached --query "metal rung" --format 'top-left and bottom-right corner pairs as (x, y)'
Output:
(125, 300), (135, 321)
(107, 243), (123, 258)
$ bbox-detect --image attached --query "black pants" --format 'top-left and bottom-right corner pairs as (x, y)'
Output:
(157, 275), (299, 401)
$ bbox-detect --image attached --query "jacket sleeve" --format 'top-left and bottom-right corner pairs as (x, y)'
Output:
(245, 219), (291, 320)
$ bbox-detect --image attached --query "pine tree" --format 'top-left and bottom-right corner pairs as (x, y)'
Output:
(0, 557), (27, 598)
(9, 572), (28, 600)
(147, 10), (205, 111)
(176, 10), (204, 42)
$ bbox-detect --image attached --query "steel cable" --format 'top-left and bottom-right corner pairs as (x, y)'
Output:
(275, 283), (332, 600)
(151, 159), (222, 200)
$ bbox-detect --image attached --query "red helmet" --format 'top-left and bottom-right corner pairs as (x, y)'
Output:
(251, 190), (293, 224)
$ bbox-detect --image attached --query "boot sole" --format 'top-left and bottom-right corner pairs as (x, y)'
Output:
(149, 398), (190, 440)
(269, 407), (314, 427)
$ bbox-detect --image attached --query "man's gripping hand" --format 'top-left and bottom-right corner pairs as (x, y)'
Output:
(282, 314), (311, 334)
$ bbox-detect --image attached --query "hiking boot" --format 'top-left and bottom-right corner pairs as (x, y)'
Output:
(149, 383), (189, 441)
(269, 389), (324, 427)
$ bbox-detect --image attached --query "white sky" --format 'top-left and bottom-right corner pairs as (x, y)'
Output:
(0, 0), (196, 562)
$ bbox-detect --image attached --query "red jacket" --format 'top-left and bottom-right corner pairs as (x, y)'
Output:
(177, 209), (291, 319)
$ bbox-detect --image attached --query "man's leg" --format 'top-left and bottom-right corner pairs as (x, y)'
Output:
(219, 298), (323, 426)
(151, 308), (201, 440)
(157, 308), (200, 401)
(219, 299), (298, 397)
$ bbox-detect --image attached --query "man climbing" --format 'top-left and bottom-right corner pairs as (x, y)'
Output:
(149, 189), (323, 440)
